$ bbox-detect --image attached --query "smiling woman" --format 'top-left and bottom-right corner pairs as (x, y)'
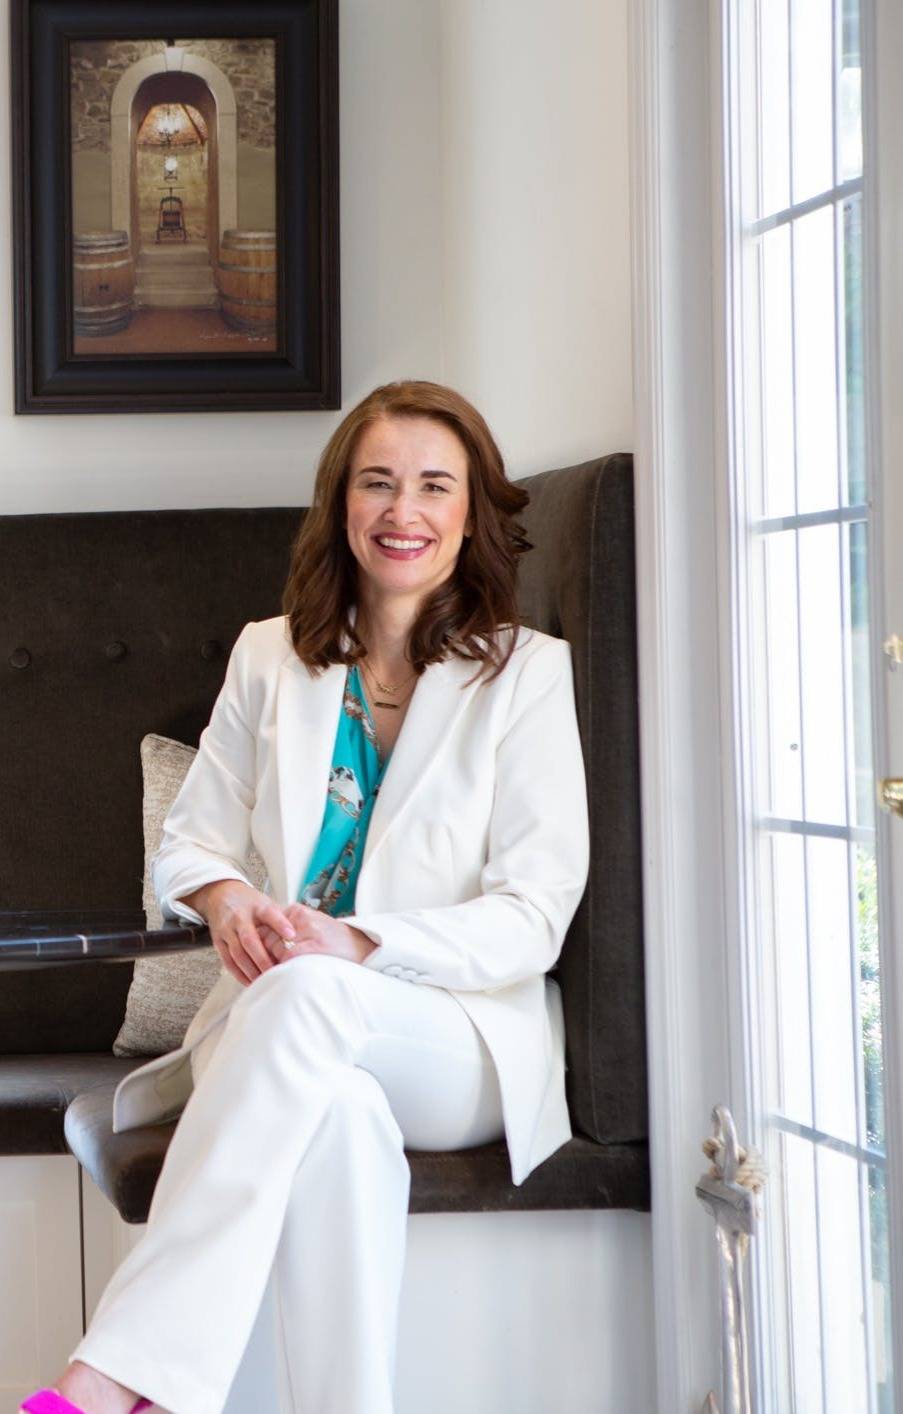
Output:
(38, 377), (589, 1414)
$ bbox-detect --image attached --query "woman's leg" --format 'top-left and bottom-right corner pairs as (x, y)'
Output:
(270, 973), (504, 1414)
(66, 955), (504, 1414)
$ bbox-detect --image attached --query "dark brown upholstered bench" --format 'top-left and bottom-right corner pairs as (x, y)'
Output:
(0, 454), (649, 1221)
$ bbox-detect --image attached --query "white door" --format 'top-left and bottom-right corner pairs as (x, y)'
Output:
(725, 0), (902, 1407)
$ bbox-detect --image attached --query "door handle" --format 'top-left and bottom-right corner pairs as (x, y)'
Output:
(879, 778), (903, 816)
(883, 633), (903, 668)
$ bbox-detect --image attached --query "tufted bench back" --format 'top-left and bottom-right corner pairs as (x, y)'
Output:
(0, 454), (646, 1149)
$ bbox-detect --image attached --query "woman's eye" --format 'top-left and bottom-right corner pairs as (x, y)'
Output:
(360, 479), (448, 493)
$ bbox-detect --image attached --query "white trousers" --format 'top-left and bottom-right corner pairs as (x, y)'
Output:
(70, 954), (506, 1414)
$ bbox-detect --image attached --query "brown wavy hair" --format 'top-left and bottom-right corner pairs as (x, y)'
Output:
(282, 380), (532, 681)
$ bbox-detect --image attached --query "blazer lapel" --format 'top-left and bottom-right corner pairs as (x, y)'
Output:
(275, 654), (347, 904)
(274, 637), (486, 904)
(361, 654), (484, 869)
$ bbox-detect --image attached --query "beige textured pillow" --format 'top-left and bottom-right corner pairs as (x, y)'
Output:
(112, 733), (267, 1057)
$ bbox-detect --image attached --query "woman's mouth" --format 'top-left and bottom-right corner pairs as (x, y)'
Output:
(371, 534), (433, 560)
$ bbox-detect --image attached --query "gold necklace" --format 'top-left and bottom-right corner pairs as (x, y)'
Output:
(360, 658), (417, 711)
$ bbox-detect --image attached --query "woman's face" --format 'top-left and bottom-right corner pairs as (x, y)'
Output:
(345, 415), (472, 608)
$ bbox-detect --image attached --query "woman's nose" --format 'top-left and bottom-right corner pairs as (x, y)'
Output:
(384, 491), (419, 525)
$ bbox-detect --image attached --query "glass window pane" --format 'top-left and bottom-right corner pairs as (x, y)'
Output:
(857, 843), (884, 1151)
(764, 531), (803, 817)
(798, 524), (846, 825)
(848, 521), (873, 830)
(760, 0), (791, 216)
(817, 1146), (869, 1410)
(761, 225), (796, 519)
(791, 0), (834, 202)
(843, 196), (866, 505)
(807, 837), (857, 1143)
(782, 1132), (825, 1409)
(869, 1165), (894, 1409)
(839, 0), (863, 180)
(793, 205), (839, 515)
(771, 833), (812, 1123)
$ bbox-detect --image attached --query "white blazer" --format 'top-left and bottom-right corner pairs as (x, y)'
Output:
(113, 614), (590, 1187)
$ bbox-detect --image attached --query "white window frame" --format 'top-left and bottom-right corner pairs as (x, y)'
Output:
(628, 0), (742, 1404)
(630, 0), (903, 1407)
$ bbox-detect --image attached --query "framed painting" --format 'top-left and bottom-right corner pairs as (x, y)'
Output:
(10, 0), (339, 413)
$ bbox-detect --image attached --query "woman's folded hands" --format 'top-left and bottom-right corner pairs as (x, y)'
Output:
(177, 880), (376, 986)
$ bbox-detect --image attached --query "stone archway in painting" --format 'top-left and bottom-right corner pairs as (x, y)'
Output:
(110, 49), (237, 260)
(133, 83), (214, 257)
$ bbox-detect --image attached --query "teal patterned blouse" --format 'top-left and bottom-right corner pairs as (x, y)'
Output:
(297, 665), (391, 917)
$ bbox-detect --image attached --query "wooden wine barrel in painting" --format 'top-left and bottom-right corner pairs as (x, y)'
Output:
(215, 230), (278, 334)
(73, 232), (135, 337)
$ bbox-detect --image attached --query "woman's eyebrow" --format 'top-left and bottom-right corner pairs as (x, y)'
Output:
(354, 465), (458, 481)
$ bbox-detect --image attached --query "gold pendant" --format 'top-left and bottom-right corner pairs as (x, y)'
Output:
(374, 699), (399, 710)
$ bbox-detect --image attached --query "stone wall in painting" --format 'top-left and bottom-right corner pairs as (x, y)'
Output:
(70, 38), (276, 152)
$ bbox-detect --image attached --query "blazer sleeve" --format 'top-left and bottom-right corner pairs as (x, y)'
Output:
(152, 623), (259, 926)
(354, 637), (590, 992)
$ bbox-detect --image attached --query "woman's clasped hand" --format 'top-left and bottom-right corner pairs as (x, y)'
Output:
(189, 879), (377, 985)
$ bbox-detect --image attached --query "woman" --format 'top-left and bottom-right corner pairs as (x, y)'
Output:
(23, 380), (589, 1414)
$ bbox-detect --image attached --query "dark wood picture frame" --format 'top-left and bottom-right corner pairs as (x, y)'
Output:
(10, 0), (339, 414)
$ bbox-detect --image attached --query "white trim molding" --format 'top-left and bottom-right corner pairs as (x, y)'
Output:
(629, 0), (741, 1406)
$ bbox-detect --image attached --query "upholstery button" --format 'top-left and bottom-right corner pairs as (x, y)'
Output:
(200, 639), (221, 661)
(9, 647), (31, 670)
(105, 640), (127, 661)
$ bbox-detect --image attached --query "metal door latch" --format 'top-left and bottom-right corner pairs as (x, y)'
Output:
(883, 633), (903, 669)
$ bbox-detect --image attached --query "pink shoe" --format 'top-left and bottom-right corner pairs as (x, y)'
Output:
(19, 1392), (152, 1413)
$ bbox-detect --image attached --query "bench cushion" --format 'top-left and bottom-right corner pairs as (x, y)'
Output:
(63, 1081), (650, 1223)
(0, 1054), (146, 1154)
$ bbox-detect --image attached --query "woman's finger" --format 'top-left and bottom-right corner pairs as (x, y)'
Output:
(220, 928), (263, 983)
(235, 922), (276, 976)
(254, 900), (297, 943)
(212, 936), (254, 987)
(258, 921), (294, 963)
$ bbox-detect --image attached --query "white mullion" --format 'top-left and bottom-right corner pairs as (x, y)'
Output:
(751, 176), (864, 235)
(760, 815), (874, 842)
(832, 0), (840, 192)
(754, 503), (869, 534)
(771, 1112), (886, 1167)
(787, 0), (796, 211)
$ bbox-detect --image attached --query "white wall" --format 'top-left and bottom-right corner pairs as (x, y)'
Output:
(439, 0), (633, 473)
(0, 0), (653, 1405)
(0, 0), (632, 512)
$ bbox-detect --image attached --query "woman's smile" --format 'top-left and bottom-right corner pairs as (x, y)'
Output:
(371, 533), (435, 560)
